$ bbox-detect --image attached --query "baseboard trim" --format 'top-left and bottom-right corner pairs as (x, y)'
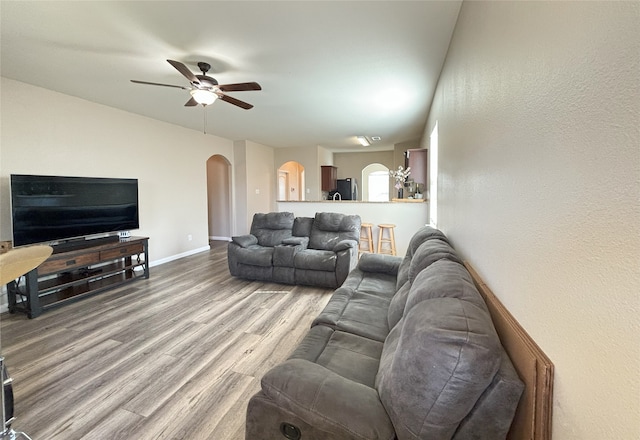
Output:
(209, 236), (231, 241)
(148, 245), (211, 268)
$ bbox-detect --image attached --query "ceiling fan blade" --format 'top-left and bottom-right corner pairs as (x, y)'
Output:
(130, 80), (188, 90)
(217, 82), (262, 92)
(167, 59), (200, 84)
(219, 94), (254, 110)
(184, 97), (198, 107)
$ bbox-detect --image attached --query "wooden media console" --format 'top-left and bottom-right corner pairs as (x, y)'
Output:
(6, 236), (149, 318)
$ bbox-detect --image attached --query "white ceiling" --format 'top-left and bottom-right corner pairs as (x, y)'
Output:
(0, 1), (461, 152)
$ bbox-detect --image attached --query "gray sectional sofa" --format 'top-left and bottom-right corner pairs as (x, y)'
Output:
(228, 212), (361, 288)
(245, 226), (524, 440)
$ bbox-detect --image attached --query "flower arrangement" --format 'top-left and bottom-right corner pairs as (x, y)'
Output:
(389, 165), (411, 190)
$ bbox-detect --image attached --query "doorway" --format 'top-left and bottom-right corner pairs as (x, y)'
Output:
(206, 154), (232, 241)
(277, 161), (305, 201)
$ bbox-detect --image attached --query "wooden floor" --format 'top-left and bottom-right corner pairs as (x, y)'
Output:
(0, 241), (335, 440)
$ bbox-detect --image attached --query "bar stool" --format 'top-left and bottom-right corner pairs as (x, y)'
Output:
(359, 223), (374, 256)
(377, 224), (397, 256)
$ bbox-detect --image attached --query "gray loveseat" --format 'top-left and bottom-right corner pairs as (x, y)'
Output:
(228, 212), (361, 288)
(245, 226), (524, 440)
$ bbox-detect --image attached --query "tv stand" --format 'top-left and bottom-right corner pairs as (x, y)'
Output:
(6, 236), (149, 318)
(52, 235), (120, 253)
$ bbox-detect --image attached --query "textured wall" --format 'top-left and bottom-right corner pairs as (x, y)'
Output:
(426, 2), (639, 438)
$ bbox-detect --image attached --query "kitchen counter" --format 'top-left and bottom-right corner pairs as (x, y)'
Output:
(276, 198), (427, 203)
(277, 200), (430, 256)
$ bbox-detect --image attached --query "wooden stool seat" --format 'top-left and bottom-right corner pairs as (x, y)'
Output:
(377, 224), (397, 256)
(359, 223), (374, 256)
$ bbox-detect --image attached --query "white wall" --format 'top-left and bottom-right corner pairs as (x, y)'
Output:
(1, 78), (235, 263)
(426, 2), (640, 439)
(277, 201), (428, 257)
(275, 146), (323, 201)
(233, 140), (275, 233)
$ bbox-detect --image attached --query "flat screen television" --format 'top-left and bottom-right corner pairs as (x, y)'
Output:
(10, 174), (139, 247)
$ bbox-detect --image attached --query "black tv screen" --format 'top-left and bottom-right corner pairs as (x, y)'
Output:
(10, 174), (139, 247)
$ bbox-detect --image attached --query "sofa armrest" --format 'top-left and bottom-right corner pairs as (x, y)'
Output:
(261, 359), (394, 439)
(357, 253), (403, 274)
(282, 236), (309, 248)
(333, 239), (358, 252)
(231, 234), (258, 248)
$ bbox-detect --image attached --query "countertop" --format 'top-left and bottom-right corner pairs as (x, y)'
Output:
(276, 198), (428, 203)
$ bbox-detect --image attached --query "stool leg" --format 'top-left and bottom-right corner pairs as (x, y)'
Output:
(367, 227), (374, 253)
(389, 227), (396, 256)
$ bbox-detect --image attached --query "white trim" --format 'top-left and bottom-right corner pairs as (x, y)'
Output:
(148, 245), (211, 268)
(209, 236), (231, 241)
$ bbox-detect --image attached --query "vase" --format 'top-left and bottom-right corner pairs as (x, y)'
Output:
(398, 188), (403, 199)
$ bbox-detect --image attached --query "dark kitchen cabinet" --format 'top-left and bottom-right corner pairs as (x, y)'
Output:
(405, 149), (428, 186)
(321, 166), (337, 191)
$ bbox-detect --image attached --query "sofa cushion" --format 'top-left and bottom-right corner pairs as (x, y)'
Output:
(273, 245), (299, 267)
(357, 253), (402, 274)
(250, 212), (295, 247)
(376, 298), (502, 440)
(294, 249), (337, 271)
(308, 212), (361, 251)
(289, 325), (384, 387)
(231, 234), (258, 248)
(292, 216), (314, 237)
(341, 268), (398, 299)
(259, 357), (394, 440)
(405, 258), (486, 316)
(312, 289), (392, 342)
(233, 245), (273, 267)
(453, 351), (524, 439)
(407, 238), (463, 284)
(396, 225), (451, 290)
(386, 280), (411, 330)
(295, 269), (339, 289)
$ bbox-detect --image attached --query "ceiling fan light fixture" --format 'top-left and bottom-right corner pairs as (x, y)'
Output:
(190, 89), (218, 105)
(356, 136), (370, 147)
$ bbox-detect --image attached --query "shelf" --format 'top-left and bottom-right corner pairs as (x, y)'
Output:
(39, 270), (142, 308)
(6, 236), (149, 318)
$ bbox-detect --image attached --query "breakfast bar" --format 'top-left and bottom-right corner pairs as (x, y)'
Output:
(276, 199), (429, 256)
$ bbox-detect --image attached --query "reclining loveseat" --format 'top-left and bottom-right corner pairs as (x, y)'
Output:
(227, 211), (361, 288)
(245, 225), (524, 440)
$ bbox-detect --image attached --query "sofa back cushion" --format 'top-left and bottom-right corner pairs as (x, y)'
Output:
(250, 212), (295, 247)
(293, 216), (314, 237)
(308, 212), (361, 251)
(407, 239), (463, 284)
(405, 258), (484, 315)
(376, 297), (502, 440)
(396, 226), (451, 290)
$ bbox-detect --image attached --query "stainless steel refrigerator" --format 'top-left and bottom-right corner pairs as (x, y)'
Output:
(336, 178), (357, 200)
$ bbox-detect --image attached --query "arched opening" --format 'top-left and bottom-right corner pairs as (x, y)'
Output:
(362, 163), (390, 201)
(277, 161), (305, 201)
(206, 154), (232, 242)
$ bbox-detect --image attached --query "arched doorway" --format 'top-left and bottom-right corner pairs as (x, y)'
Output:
(206, 154), (232, 241)
(277, 161), (305, 201)
(362, 163), (390, 201)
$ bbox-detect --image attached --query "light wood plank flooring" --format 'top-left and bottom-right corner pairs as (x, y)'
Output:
(0, 241), (334, 440)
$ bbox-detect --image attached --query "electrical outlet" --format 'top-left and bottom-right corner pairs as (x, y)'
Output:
(255, 189), (260, 194)
(188, 234), (193, 241)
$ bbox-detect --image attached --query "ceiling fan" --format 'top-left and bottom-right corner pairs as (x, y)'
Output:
(131, 59), (261, 110)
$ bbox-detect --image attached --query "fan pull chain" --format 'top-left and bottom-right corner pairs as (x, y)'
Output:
(203, 106), (207, 134)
